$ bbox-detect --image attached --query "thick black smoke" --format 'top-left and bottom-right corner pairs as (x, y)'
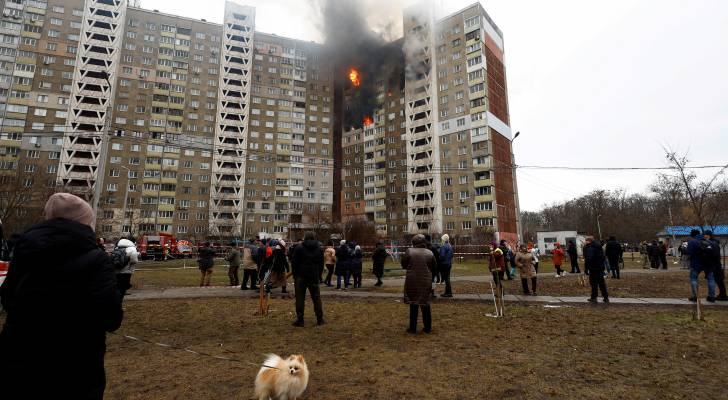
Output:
(315, 0), (405, 130)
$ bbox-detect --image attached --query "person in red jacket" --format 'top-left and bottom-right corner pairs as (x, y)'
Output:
(552, 243), (565, 277)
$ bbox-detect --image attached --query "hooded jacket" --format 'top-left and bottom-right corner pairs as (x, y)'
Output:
(350, 246), (363, 273)
(0, 218), (123, 399)
(116, 238), (139, 274)
(291, 239), (324, 281)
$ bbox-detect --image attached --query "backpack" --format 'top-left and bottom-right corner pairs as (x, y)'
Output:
(696, 239), (720, 265)
(111, 247), (130, 270)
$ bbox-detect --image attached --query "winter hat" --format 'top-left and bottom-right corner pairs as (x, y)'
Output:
(340, 240), (346, 246)
(278, 239), (286, 248)
(44, 193), (95, 229)
(441, 234), (450, 243)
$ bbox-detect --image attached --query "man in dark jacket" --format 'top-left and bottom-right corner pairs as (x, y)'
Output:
(647, 240), (660, 269)
(584, 236), (609, 303)
(197, 242), (216, 286)
(687, 229), (717, 302)
(0, 193), (123, 399)
(705, 230), (727, 301)
(225, 242), (242, 286)
(658, 240), (668, 269)
(605, 236), (623, 279)
(567, 240), (580, 273)
(372, 241), (388, 286)
(291, 232), (325, 327)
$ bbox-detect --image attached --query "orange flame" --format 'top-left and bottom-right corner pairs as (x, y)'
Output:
(349, 68), (361, 87)
(363, 116), (373, 126)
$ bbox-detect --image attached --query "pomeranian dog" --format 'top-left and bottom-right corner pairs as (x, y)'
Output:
(254, 354), (309, 400)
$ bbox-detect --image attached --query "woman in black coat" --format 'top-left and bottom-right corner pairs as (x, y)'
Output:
(335, 240), (351, 290)
(350, 245), (364, 288)
(0, 193), (123, 399)
(268, 240), (290, 294)
(372, 241), (388, 286)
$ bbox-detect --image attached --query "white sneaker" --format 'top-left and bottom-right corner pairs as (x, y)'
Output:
(554, 274), (560, 278)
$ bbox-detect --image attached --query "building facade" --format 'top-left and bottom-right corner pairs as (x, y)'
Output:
(1, 0), (517, 243)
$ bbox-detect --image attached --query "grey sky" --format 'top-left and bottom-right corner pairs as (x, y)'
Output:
(142, 0), (728, 211)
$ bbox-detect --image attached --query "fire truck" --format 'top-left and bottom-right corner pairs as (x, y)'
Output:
(138, 233), (192, 260)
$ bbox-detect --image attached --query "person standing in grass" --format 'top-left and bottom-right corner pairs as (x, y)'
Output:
(488, 242), (506, 294)
(225, 242), (242, 287)
(323, 242), (336, 286)
(605, 236), (623, 279)
(515, 244), (537, 296)
(351, 244), (363, 288)
(686, 229), (717, 303)
(291, 231), (325, 327)
(552, 243), (565, 277)
(567, 240), (581, 273)
(372, 241), (387, 287)
(269, 240), (290, 295)
(499, 240), (513, 280)
(241, 239), (259, 290)
(439, 234), (454, 297)
(705, 230), (727, 301)
(335, 240), (351, 290)
(528, 242), (540, 273)
(197, 242), (216, 287)
(584, 236), (609, 303)
(401, 234), (436, 334)
(0, 193), (124, 399)
(658, 240), (668, 269)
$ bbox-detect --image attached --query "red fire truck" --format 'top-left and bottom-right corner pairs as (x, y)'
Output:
(138, 233), (192, 260)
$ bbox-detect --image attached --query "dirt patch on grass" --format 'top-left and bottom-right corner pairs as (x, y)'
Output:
(96, 297), (727, 399)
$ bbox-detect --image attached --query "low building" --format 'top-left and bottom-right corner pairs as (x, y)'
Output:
(657, 226), (728, 250)
(536, 230), (585, 256)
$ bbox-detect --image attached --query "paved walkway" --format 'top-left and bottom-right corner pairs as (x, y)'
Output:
(126, 269), (727, 307)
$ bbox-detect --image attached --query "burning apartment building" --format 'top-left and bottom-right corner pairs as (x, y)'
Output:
(336, 2), (520, 243)
(0, 0), (519, 243)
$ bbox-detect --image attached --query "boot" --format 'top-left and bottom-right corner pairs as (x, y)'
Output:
(292, 319), (304, 327)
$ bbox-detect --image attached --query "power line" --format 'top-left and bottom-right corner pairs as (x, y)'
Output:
(6, 128), (727, 173)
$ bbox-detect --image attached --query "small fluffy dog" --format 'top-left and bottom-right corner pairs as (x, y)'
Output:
(254, 354), (309, 400)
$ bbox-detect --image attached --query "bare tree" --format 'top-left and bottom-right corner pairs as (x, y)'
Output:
(661, 148), (728, 229)
(0, 169), (60, 235)
(302, 205), (333, 240)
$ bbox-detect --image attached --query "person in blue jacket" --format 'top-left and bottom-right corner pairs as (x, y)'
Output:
(439, 234), (454, 297)
(685, 229), (717, 302)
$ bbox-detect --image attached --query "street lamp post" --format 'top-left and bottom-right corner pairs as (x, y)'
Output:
(119, 165), (132, 237)
(510, 131), (522, 244)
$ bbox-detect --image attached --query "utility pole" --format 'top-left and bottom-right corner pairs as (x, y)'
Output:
(120, 165), (131, 236)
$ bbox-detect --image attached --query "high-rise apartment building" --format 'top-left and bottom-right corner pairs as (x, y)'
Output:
(339, 3), (519, 242)
(0, 0), (517, 243)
